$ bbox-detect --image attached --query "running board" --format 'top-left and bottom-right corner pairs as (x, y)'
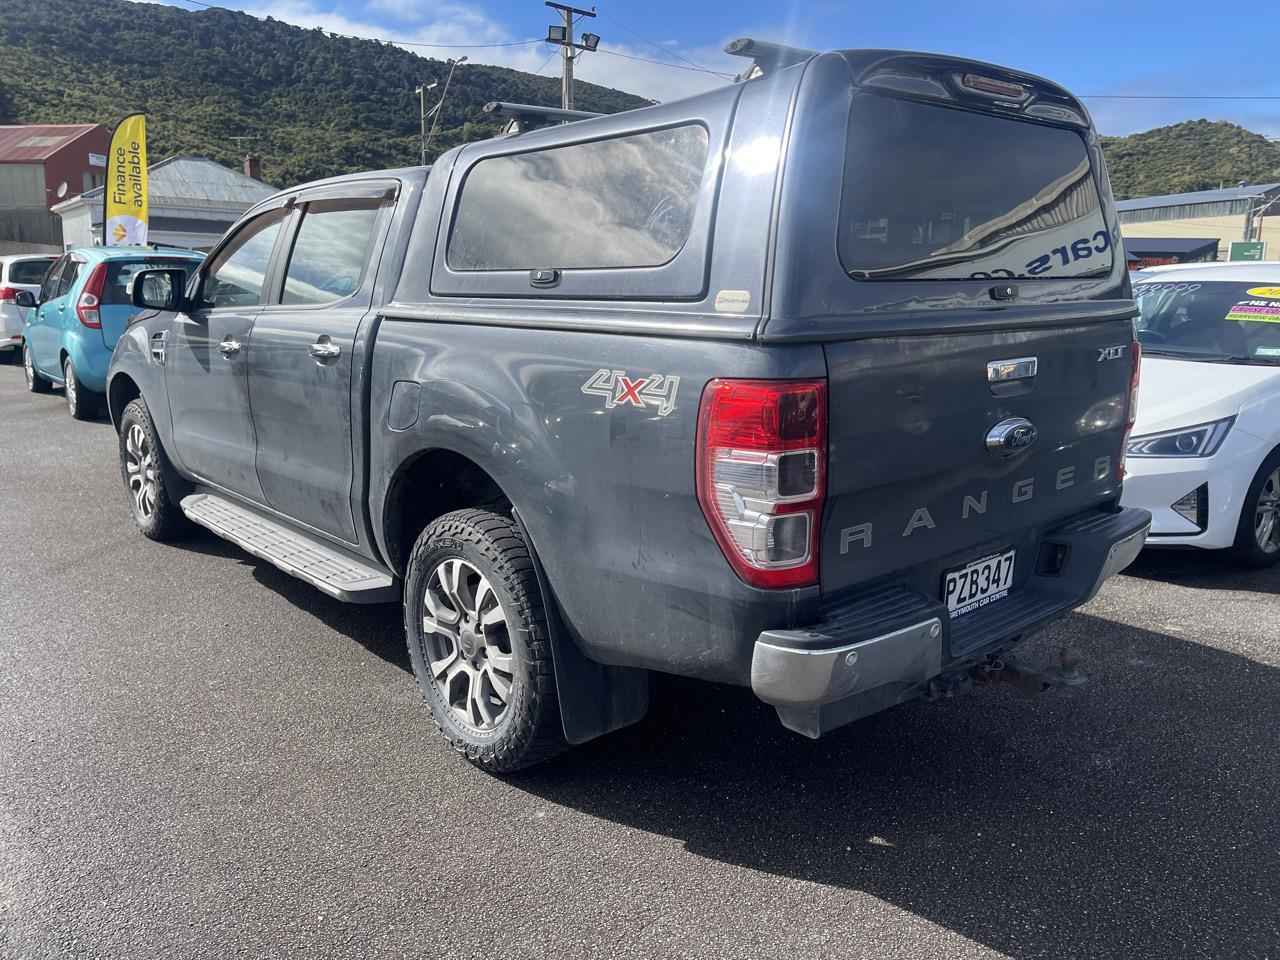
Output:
(181, 494), (398, 603)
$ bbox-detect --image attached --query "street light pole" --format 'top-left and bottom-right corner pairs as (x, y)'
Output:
(414, 81), (437, 166)
(424, 56), (467, 163)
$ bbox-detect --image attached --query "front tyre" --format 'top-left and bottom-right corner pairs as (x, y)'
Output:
(23, 344), (51, 393)
(64, 358), (99, 420)
(118, 397), (193, 541)
(1229, 448), (1280, 568)
(404, 509), (567, 772)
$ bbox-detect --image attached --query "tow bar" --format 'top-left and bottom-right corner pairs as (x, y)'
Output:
(975, 647), (1088, 695)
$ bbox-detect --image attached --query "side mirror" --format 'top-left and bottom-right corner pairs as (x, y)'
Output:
(130, 268), (189, 312)
(14, 290), (36, 309)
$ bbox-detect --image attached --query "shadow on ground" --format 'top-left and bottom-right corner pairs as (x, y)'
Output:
(1125, 548), (1280, 595)
(171, 529), (1280, 958)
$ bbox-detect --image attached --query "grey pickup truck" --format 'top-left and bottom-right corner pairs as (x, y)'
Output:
(110, 43), (1150, 771)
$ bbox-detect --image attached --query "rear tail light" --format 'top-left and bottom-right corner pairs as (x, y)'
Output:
(1120, 341), (1141, 480)
(697, 379), (826, 589)
(76, 263), (107, 328)
(0, 287), (15, 303)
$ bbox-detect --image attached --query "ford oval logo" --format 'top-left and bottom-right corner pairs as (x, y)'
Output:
(986, 418), (1038, 455)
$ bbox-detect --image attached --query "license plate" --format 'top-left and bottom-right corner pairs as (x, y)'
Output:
(944, 549), (1016, 618)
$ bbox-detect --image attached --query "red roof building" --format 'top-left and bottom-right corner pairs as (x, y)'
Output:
(0, 123), (109, 251)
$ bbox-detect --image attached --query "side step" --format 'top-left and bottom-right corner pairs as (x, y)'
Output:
(181, 493), (398, 604)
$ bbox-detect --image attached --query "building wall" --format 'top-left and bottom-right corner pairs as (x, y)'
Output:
(0, 163), (62, 248)
(1117, 213), (1280, 260)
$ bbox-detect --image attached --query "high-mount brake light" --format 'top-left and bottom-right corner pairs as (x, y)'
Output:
(76, 263), (106, 329)
(1120, 341), (1141, 481)
(697, 379), (826, 589)
(959, 73), (1030, 102)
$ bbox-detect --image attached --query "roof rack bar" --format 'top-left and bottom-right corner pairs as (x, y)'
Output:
(483, 101), (604, 134)
(723, 37), (817, 81)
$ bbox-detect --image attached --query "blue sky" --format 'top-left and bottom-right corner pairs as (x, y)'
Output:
(163, 0), (1280, 137)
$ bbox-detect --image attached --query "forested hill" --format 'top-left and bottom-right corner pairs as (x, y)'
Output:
(3, 0), (1279, 200)
(0, 0), (650, 187)
(1101, 120), (1280, 199)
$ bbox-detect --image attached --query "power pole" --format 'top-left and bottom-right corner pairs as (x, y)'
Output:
(424, 57), (467, 163)
(544, 2), (599, 111)
(415, 81), (437, 166)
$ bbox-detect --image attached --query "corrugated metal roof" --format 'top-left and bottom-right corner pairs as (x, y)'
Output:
(1116, 182), (1280, 212)
(0, 123), (104, 162)
(59, 156), (277, 210)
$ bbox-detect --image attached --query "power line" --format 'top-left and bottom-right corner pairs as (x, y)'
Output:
(596, 48), (735, 78)
(596, 8), (722, 78)
(1082, 95), (1280, 100)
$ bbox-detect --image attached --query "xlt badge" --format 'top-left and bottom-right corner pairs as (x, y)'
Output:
(1098, 344), (1127, 361)
(986, 418), (1038, 455)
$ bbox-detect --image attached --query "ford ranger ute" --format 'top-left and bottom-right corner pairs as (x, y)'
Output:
(109, 43), (1150, 771)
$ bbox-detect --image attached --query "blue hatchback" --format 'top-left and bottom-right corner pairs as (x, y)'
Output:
(20, 246), (203, 419)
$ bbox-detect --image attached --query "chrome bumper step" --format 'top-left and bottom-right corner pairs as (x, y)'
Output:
(181, 493), (397, 603)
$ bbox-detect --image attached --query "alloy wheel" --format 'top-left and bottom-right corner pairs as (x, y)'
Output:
(1256, 467), (1280, 554)
(124, 423), (158, 521)
(23, 346), (34, 389)
(421, 557), (515, 732)
(64, 362), (77, 415)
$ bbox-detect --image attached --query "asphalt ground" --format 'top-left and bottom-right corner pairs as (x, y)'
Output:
(1, 362), (1277, 960)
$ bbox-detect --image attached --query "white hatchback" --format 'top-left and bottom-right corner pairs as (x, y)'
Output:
(1123, 262), (1280, 565)
(0, 254), (58, 362)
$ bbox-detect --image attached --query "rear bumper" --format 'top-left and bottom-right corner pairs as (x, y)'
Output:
(751, 506), (1150, 737)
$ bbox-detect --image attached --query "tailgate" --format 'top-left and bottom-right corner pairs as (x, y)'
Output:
(821, 320), (1133, 594)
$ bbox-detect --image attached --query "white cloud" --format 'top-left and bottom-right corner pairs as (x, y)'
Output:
(226, 0), (738, 103)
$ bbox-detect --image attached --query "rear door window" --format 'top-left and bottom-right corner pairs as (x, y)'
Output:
(447, 125), (709, 271)
(280, 198), (382, 305)
(839, 96), (1112, 281)
(39, 257), (67, 301)
(9, 259), (56, 285)
(55, 260), (84, 299)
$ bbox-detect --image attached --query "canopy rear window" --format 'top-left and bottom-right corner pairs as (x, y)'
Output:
(838, 96), (1113, 281)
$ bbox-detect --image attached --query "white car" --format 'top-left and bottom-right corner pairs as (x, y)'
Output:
(0, 254), (58, 363)
(1123, 262), (1280, 566)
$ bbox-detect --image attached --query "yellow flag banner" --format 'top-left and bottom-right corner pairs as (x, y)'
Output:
(104, 113), (148, 246)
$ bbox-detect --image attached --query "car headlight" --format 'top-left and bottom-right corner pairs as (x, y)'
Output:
(1126, 417), (1234, 458)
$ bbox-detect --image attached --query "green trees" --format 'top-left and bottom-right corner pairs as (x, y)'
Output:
(0, 0), (649, 187)
(1102, 120), (1280, 199)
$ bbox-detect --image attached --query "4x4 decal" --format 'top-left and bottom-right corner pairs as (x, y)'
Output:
(581, 369), (680, 416)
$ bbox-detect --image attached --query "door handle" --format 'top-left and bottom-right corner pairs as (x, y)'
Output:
(218, 337), (241, 357)
(308, 338), (341, 361)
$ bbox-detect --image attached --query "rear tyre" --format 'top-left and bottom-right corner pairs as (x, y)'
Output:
(404, 509), (567, 772)
(118, 397), (193, 541)
(1228, 448), (1280, 568)
(63, 359), (99, 421)
(23, 344), (51, 393)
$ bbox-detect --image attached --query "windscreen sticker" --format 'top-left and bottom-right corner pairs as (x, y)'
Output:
(1246, 286), (1280, 298)
(1256, 346), (1280, 357)
(1225, 300), (1280, 323)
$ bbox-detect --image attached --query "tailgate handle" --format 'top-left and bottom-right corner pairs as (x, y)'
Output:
(988, 357), (1038, 383)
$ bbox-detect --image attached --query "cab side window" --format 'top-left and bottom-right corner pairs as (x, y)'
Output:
(201, 209), (287, 310)
(280, 199), (382, 306)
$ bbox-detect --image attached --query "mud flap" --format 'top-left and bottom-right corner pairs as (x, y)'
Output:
(513, 510), (649, 745)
